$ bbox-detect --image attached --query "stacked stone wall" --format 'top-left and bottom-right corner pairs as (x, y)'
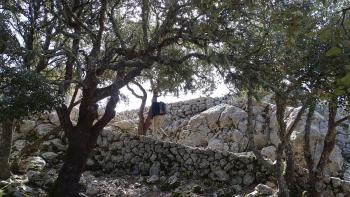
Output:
(114, 94), (233, 122)
(93, 129), (271, 189)
(92, 129), (350, 196)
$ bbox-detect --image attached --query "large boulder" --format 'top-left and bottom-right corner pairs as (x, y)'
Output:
(177, 101), (344, 177)
(219, 105), (247, 128)
(178, 104), (246, 148)
(269, 106), (343, 176)
(177, 104), (266, 152)
(197, 104), (226, 130)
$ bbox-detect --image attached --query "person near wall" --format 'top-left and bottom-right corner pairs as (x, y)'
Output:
(150, 96), (167, 136)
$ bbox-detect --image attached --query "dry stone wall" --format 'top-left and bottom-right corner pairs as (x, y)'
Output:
(112, 95), (234, 134)
(112, 96), (350, 178)
(115, 94), (233, 121)
(93, 129), (272, 189)
(91, 129), (350, 196)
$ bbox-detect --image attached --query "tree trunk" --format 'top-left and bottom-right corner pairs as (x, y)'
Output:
(275, 94), (290, 197)
(54, 127), (92, 197)
(54, 93), (118, 196)
(141, 94), (157, 135)
(141, 110), (152, 135)
(246, 80), (254, 150)
(126, 82), (152, 135)
(137, 97), (147, 135)
(303, 100), (317, 196)
(317, 100), (337, 173)
(0, 120), (14, 180)
(313, 99), (338, 196)
(285, 142), (297, 196)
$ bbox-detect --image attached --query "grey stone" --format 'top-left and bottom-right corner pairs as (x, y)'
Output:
(48, 138), (66, 151)
(243, 173), (255, 186)
(20, 120), (36, 133)
(13, 140), (27, 151)
(254, 184), (274, 195)
(147, 175), (159, 183)
(35, 123), (55, 136)
(341, 181), (350, 194)
(331, 177), (342, 188)
(213, 169), (229, 181)
(233, 185), (242, 192)
(41, 152), (58, 160)
(167, 173), (179, 186)
(86, 158), (95, 166)
(232, 176), (242, 185)
(149, 162), (160, 177)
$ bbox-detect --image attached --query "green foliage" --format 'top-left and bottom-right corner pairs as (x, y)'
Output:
(326, 47), (342, 56)
(0, 66), (63, 122)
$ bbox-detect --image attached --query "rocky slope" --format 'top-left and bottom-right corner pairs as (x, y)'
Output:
(114, 97), (349, 179)
(1, 95), (350, 196)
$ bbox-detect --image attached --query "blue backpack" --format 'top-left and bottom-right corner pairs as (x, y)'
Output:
(151, 101), (166, 117)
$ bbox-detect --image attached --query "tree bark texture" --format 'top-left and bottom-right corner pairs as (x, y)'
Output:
(54, 91), (118, 196)
(246, 80), (254, 150)
(285, 142), (298, 196)
(0, 120), (14, 180)
(275, 95), (290, 197)
(54, 127), (92, 197)
(313, 99), (338, 197)
(317, 100), (338, 174)
(127, 82), (149, 135)
(303, 100), (317, 196)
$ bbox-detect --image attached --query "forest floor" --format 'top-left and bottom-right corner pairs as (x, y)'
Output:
(0, 166), (265, 197)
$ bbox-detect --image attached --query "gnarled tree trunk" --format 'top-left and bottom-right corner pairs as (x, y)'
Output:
(246, 80), (254, 150)
(127, 82), (154, 135)
(313, 98), (338, 197)
(275, 94), (290, 197)
(54, 90), (118, 196)
(0, 120), (14, 180)
(54, 127), (93, 196)
(285, 142), (297, 196)
(303, 100), (317, 196)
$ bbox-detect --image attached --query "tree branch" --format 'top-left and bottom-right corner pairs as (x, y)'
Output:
(61, 0), (96, 40)
(67, 85), (80, 113)
(91, 93), (119, 133)
(127, 84), (143, 99)
(335, 115), (350, 126)
(56, 105), (74, 137)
